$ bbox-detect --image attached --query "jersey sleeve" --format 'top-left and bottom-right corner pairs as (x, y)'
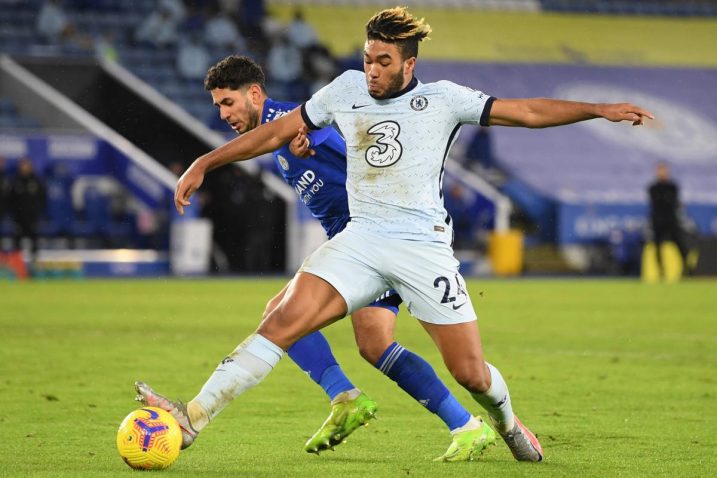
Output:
(301, 81), (338, 130)
(441, 81), (495, 127)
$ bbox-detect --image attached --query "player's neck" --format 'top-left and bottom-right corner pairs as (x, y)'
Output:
(257, 96), (270, 121)
(258, 96), (268, 112)
(385, 76), (418, 99)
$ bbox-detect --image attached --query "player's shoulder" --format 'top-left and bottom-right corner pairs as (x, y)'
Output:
(317, 70), (362, 91)
(421, 80), (491, 106)
(336, 69), (364, 84)
(311, 70), (366, 107)
(433, 79), (461, 89)
(430, 80), (479, 95)
(268, 98), (298, 110)
(265, 98), (299, 123)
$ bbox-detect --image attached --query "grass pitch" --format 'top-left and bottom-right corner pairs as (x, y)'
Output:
(0, 278), (715, 477)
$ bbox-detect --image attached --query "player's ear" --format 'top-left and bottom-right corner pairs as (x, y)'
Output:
(248, 84), (263, 104)
(404, 57), (416, 76)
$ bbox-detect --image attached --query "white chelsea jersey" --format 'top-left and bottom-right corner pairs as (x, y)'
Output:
(302, 70), (494, 244)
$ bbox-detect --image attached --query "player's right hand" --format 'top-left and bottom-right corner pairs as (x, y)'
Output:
(290, 125), (315, 158)
(601, 102), (655, 126)
(174, 164), (205, 215)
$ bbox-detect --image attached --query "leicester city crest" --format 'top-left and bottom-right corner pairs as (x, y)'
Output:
(277, 154), (290, 171)
(410, 95), (428, 111)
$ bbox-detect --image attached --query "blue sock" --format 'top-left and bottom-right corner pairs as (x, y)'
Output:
(287, 331), (355, 401)
(376, 342), (471, 431)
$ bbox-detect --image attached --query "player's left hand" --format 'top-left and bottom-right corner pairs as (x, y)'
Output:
(290, 126), (315, 158)
(601, 103), (655, 126)
(174, 164), (205, 215)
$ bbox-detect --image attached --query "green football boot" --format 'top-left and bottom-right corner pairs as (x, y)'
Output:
(434, 416), (496, 462)
(304, 391), (378, 454)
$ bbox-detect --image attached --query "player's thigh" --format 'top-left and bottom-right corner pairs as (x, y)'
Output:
(258, 272), (347, 350)
(420, 320), (490, 392)
(388, 240), (477, 325)
(351, 305), (397, 364)
(299, 227), (391, 314)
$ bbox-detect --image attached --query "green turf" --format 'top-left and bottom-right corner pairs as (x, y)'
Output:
(1, 278), (715, 477)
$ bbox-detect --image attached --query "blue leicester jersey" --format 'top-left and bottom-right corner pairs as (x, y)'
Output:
(262, 98), (350, 239)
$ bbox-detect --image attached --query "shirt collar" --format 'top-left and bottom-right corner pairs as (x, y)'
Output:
(261, 97), (275, 125)
(385, 76), (419, 99)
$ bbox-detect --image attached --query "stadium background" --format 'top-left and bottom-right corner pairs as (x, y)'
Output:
(1, 0), (715, 279)
(0, 2), (716, 477)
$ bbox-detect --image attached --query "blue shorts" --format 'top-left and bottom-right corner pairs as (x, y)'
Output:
(366, 290), (402, 315)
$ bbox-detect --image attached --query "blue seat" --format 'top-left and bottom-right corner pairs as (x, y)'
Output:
(75, 186), (135, 246)
(87, 188), (111, 229)
(44, 174), (76, 236)
(0, 98), (17, 115)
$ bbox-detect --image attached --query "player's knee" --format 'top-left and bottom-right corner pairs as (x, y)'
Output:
(450, 366), (491, 394)
(256, 305), (302, 350)
(261, 299), (274, 321)
(353, 330), (393, 365)
(262, 294), (284, 320)
(356, 339), (384, 365)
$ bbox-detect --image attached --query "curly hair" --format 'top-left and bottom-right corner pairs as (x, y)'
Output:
(365, 6), (432, 60)
(204, 55), (266, 92)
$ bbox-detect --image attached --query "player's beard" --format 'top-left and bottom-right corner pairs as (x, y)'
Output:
(246, 98), (260, 132)
(370, 64), (406, 100)
(236, 98), (260, 134)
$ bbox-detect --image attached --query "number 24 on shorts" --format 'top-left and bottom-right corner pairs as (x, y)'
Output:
(433, 274), (468, 310)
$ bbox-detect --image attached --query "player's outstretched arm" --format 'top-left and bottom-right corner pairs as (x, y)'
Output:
(174, 109), (306, 214)
(488, 98), (654, 129)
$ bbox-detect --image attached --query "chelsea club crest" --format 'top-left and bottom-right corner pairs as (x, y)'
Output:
(410, 95), (428, 111)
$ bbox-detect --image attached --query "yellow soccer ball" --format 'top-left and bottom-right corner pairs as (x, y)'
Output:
(116, 407), (182, 470)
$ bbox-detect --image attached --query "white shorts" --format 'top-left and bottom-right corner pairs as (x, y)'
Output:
(299, 226), (477, 325)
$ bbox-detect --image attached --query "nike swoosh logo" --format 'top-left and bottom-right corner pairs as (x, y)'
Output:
(352, 104), (370, 109)
(452, 302), (466, 310)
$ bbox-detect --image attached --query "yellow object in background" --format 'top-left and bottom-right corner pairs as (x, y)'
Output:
(270, 6), (717, 67)
(488, 230), (524, 276)
(641, 241), (683, 283)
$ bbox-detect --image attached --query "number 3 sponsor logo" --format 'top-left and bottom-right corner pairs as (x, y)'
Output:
(365, 121), (402, 168)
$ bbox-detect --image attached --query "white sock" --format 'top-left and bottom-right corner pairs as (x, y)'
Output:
(331, 388), (361, 404)
(470, 362), (515, 434)
(188, 334), (284, 430)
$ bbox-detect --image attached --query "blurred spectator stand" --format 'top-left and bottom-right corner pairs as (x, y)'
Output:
(43, 161), (75, 243)
(176, 34), (211, 81)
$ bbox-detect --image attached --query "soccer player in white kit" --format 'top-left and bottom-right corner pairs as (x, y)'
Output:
(144, 6), (654, 463)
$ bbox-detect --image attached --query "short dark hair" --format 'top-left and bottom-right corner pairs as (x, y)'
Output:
(204, 55), (266, 92)
(365, 6), (431, 60)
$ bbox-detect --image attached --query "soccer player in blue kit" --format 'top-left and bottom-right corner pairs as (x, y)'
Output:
(137, 55), (488, 461)
(141, 7), (654, 463)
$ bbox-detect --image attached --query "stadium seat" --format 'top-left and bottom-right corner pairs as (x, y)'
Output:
(0, 98), (17, 116)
